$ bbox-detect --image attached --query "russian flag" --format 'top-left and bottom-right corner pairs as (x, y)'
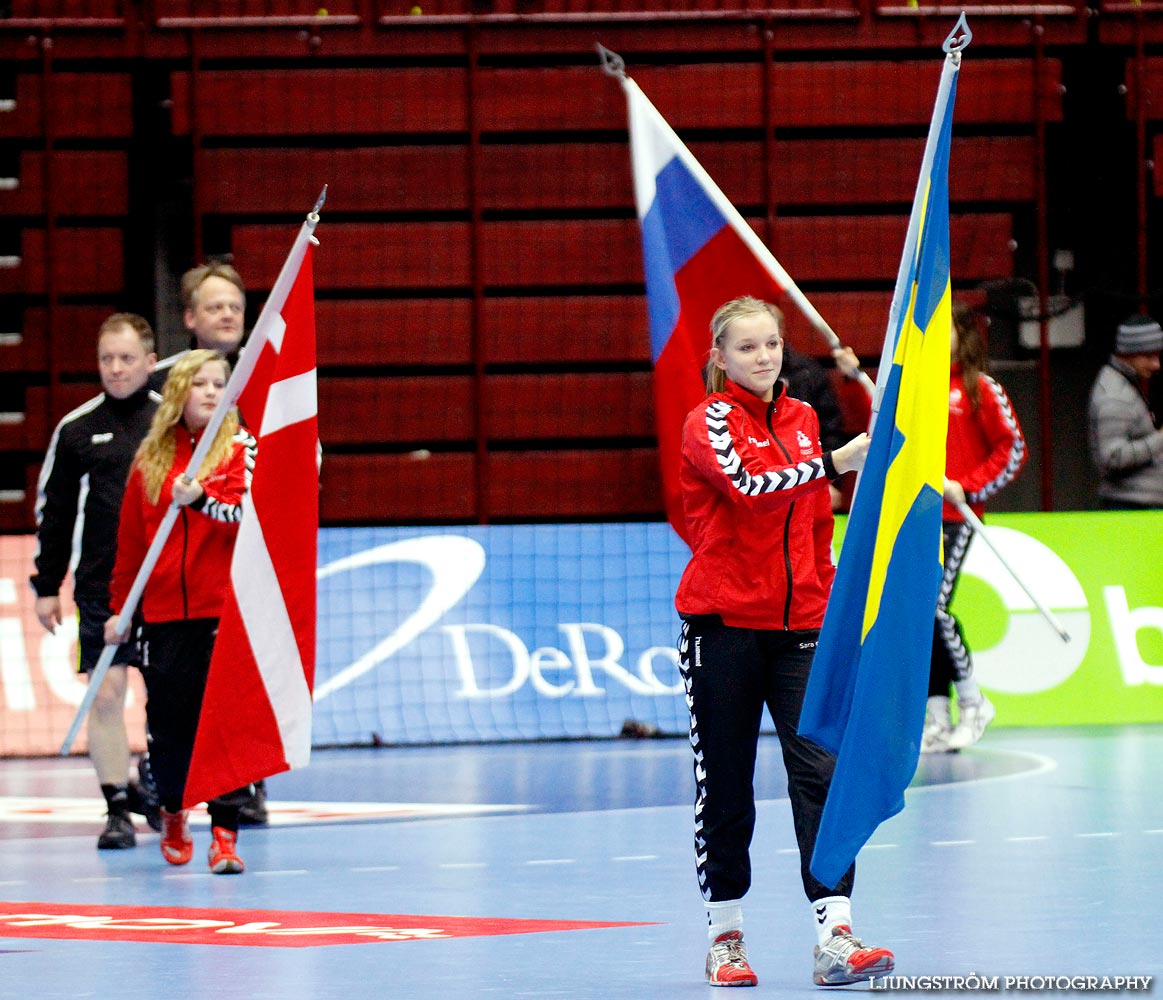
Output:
(625, 79), (801, 542)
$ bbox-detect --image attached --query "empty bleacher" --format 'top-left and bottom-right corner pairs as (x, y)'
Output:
(0, 1), (1135, 526)
(0, 64), (132, 528)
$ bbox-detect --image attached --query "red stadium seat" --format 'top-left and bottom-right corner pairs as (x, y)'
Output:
(170, 69), (468, 136)
(315, 299), (474, 367)
(0, 75), (132, 139)
(0, 229), (124, 296)
(154, 0), (358, 21)
(482, 296), (650, 365)
(232, 223), (471, 291)
(321, 453), (478, 522)
(4, 0), (124, 21)
(0, 152), (129, 216)
(199, 147), (469, 215)
(0, 307), (120, 374)
(484, 373), (655, 440)
(318, 376), (475, 446)
(487, 449), (661, 518)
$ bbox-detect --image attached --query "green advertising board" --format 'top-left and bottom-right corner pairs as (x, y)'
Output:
(837, 510), (1163, 727)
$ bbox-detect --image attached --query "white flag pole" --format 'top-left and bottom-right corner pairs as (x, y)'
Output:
(956, 500), (1071, 643)
(60, 189), (327, 756)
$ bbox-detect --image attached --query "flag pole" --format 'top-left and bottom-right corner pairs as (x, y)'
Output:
(871, 14), (971, 433)
(60, 189), (328, 756)
(598, 44), (876, 396)
(955, 500), (1071, 642)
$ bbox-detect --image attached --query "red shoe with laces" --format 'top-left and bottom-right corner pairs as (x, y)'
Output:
(705, 930), (758, 987)
(208, 826), (245, 875)
(159, 808), (193, 866)
(813, 925), (894, 986)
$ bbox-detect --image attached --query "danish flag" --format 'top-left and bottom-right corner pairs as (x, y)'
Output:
(184, 244), (318, 807)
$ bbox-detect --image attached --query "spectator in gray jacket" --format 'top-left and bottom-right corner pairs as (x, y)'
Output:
(1088, 314), (1163, 509)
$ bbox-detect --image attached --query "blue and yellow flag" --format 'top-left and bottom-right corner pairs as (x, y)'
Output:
(798, 52), (960, 889)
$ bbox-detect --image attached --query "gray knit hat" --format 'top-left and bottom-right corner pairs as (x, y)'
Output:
(1116, 314), (1163, 354)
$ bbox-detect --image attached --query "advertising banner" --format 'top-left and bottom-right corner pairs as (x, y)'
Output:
(1, 511), (1160, 753)
(0, 536), (148, 757)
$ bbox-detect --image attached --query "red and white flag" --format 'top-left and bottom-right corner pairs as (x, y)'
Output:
(184, 244), (318, 807)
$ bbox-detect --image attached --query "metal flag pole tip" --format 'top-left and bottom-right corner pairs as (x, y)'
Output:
(943, 12), (972, 54)
(310, 184), (328, 222)
(596, 43), (626, 80)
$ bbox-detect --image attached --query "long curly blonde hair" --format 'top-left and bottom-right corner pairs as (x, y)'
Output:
(135, 349), (239, 504)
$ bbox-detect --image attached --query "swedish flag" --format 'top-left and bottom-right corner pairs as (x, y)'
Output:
(798, 53), (960, 889)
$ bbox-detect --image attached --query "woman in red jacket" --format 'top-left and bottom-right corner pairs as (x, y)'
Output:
(922, 302), (1026, 754)
(675, 296), (891, 989)
(105, 349), (256, 875)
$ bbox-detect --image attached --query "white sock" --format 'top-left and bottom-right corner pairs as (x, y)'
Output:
(954, 679), (982, 706)
(927, 694), (951, 713)
(811, 896), (852, 947)
(707, 899), (744, 943)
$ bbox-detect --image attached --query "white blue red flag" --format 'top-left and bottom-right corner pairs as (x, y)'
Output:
(623, 78), (801, 542)
(184, 242), (319, 807)
(798, 46), (962, 888)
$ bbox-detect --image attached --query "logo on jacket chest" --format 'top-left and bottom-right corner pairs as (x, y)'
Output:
(747, 436), (770, 449)
(796, 430), (815, 455)
(949, 387), (966, 416)
(90, 432), (113, 445)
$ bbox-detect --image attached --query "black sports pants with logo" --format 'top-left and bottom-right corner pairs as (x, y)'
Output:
(678, 614), (855, 904)
(930, 519), (975, 695)
(139, 618), (252, 831)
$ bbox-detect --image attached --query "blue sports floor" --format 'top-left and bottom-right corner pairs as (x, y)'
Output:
(0, 727), (1160, 997)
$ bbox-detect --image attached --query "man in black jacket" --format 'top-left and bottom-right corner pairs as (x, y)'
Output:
(31, 313), (161, 849)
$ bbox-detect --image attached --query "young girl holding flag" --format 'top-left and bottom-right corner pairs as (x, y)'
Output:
(675, 296), (893, 988)
(105, 350), (257, 875)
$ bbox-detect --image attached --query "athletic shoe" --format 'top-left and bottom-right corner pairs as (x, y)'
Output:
(947, 695), (996, 750)
(813, 925), (894, 986)
(208, 827), (245, 875)
(920, 696), (954, 754)
(160, 808), (193, 866)
(705, 930), (758, 987)
(127, 755), (162, 833)
(238, 780), (268, 826)
(97, 811), (136, 850)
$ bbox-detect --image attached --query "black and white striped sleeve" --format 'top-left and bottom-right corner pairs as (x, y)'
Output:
(700, 401), (831, 499)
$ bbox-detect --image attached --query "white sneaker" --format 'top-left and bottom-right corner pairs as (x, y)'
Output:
(812, 925), (894, 986)
(705, 930), (758, 987)
(920, 696), (954, 754)
(947, 695), (995, 750)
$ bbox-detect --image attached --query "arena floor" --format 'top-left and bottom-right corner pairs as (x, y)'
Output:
(0, 727), (1159, 998)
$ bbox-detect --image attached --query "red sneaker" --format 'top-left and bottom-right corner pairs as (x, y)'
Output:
(208, 826), (245, 875)
(813, 925), (894, 986)
(160, 808), (193, 866)
(705, 930), (758, 987)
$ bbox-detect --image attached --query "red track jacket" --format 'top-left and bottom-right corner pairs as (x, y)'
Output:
(675, 378), (838, 631)
(110, 425), (254, 624)
(945, 364), (1026, 522)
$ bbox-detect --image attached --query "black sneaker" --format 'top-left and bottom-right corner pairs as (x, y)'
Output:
(127, 755), (162, 832)
(97, 812), (136, 850)
(237, 780), (269, 826)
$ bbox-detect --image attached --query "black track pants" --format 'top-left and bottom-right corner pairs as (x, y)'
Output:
(678, 614), (855, 903)
(930, 520), (975, 696)
(140, 618), (252, 832)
